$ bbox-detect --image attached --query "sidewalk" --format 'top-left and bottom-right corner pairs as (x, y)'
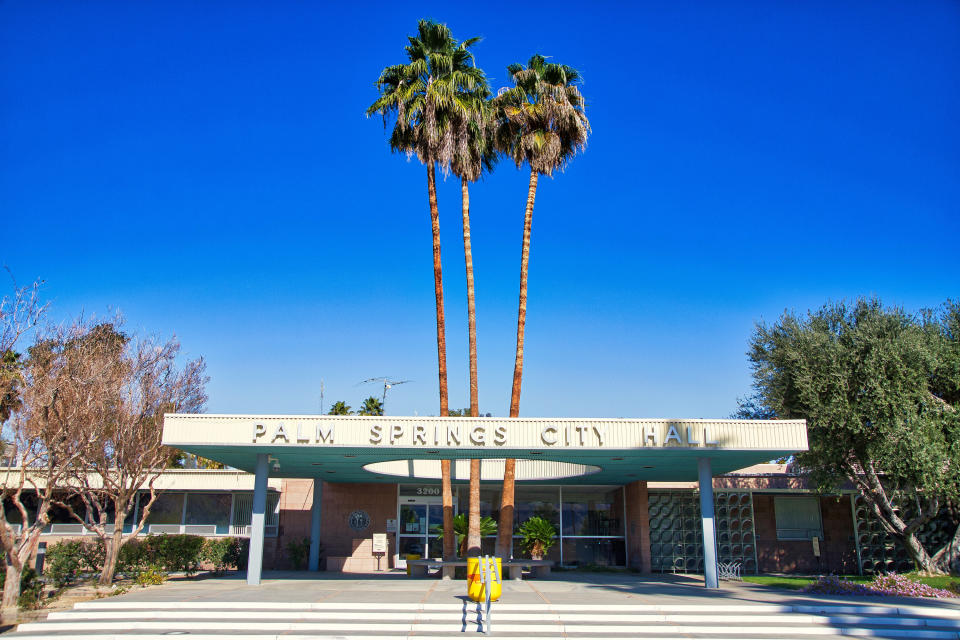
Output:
(105, 570), (960, 612)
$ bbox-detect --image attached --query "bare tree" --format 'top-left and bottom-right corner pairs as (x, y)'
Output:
(0, 278), (78, 614)
(0, 275), (46, 423)
(55, 323), (207, 585)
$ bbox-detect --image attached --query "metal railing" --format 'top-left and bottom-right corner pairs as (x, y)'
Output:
(477, 555), (501, 635)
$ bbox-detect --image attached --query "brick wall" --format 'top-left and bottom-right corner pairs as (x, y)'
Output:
(624, 480), (651, 572)
(320, 481), (398, 567)
(274, 480), (399, 569)
(753, 493), (858, 574)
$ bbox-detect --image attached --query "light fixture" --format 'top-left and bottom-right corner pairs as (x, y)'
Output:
(610, 457), (624, 461)
(528, 451), (543, 455)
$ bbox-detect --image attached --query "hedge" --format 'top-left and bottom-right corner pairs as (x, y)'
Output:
(43, 534), (249, 588)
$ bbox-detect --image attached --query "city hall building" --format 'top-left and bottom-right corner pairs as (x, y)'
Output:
(154, 413), (912, 585)
(19, 414), (947, 584)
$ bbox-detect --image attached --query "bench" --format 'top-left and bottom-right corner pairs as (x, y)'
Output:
(406, 559), (466, 579)
(503, 559), (553, 580)
(406, 559), (553, 580)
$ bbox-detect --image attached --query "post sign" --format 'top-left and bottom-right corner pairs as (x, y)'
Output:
(372, 533), (388, 554)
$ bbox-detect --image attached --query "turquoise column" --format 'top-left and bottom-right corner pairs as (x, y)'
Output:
(698, 457), (719, 589)
(309, 479), (323, 571)
(246, 453), (269, 585)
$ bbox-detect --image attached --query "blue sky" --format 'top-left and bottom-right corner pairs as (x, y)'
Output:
(2, 2), (958, 418)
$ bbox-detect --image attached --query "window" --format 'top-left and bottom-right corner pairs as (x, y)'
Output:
(185, 493), (232, 534)
(561, 488), (624, 537)
(145, 493), (185, 525)
(774, 496), (822, 540)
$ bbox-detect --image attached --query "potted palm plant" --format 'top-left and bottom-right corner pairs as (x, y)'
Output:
(438, 514), (498, 557)
(518, 516), (557, 560)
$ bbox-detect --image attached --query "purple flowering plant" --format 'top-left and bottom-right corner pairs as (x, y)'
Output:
(804, 573), (956, 599)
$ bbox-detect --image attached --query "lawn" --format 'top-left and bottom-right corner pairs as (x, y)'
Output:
(744, 573), (960, 594)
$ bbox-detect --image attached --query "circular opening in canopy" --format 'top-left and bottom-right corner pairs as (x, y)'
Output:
(363, 458), (601, 482)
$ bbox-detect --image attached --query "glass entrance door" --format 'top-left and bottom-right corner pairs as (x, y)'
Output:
(397, 497), (450, 565)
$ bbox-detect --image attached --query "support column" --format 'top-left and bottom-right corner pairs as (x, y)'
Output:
(698, 457), (719, 589)
(247, 453), (269, 586)
(309, 479), (323, 571)
(624, 480), (651, 573)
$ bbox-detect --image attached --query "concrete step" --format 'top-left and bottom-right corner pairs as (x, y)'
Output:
(40, 609), (960, 627)
(10, 601), (960, 640)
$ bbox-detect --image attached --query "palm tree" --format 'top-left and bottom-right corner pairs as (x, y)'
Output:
(327, 400), (353, 416)
(450, 92), (496, 557)
(356, 396), (384, 416)
(368, 19), (486, 564)
(492, 54), (590, 557)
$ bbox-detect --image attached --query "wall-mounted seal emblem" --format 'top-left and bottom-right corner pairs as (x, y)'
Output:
(348, 510), (371, 532)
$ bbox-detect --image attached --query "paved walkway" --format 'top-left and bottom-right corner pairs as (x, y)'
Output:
(108, 569), (960, 610)
(10, 572), (960, 639)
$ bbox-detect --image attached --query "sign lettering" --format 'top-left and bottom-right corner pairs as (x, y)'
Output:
(247, 421), (724, 448)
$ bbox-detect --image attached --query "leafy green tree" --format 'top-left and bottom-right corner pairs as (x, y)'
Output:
(357, 396), (384, 416)
(327, 400), (353, 416)
(742, 298), (960, 573)
(492, 54), (590, 557)
(368, 19), (486, 565)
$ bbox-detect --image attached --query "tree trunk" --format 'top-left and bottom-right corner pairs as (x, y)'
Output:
(932, 521), (960, 573)
(426, 162), (453, 562)
(497, 168), (538, 558)
(462, 176), (483, 558)
(853, 469), (945, 574)
(2, 555), (22, 613)
(427, 162), (449, 417)
(99, 526), (126, 586)
(898, 530), (940, 573)
(441, 460), (454, 561)
(461, 177), (479, 419)
(496, 459), (516, 558)
(467, 458), (481, 556)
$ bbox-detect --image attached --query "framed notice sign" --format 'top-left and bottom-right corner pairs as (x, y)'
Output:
(372, 533), (388, 554)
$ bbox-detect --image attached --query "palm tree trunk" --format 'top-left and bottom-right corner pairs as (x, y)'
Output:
(441, 460), (454, 561)
(461, 177), (483, 558)
(462, 177), (479, 419)
(496, 168), (538, 558)
(468, 459), (481, 556)
(427, 162), (454, 563)
(427, 162), (449, 416)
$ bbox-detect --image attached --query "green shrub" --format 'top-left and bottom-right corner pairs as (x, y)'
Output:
(518, 516), (557, 559)
(17, 568), (43, 610)
(134, 564), (167, 586)
(226, 537), (249, 571)
(116, 537), (148, 576)
(285, 537), (310, 570)
(45, 540), (84, 589)
(201, 537), (248, 574)
(142, 534), (205, 575)
(78, 539), (106, 573)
